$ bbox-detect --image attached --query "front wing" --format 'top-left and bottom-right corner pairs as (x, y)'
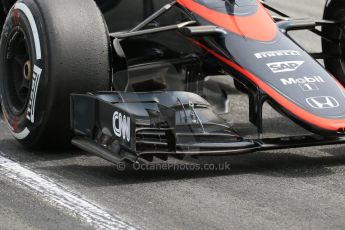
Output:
(70, 91), (345, 164)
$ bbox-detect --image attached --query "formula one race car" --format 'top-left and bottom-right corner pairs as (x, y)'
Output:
(1, 0), (345, 163)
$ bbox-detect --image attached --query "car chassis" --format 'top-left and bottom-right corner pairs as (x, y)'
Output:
(67, 0), (345, 164)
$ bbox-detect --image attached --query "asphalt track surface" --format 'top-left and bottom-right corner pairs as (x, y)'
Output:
(2, 1), (345, 230)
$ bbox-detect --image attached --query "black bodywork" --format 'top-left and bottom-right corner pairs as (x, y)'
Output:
(74, 0), (345, 163)
(3, 0), (345, 163)
(69, 0), (345, 163)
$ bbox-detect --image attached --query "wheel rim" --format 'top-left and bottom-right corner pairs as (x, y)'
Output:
(4, 28), (32, 115)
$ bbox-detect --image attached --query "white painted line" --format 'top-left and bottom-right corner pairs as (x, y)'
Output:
(0, 153), (139, 230)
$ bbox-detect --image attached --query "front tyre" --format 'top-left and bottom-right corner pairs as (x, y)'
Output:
(0, 0), (111, 149)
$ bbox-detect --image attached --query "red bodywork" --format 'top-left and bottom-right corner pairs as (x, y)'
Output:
(178, 0), (345, 133)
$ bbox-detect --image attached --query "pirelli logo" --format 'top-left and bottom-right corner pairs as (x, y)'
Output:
(254, 50), (301, 59)
(26, 65), (42, 123)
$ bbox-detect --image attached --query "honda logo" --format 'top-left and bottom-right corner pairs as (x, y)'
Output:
(306, 96), (339, 109)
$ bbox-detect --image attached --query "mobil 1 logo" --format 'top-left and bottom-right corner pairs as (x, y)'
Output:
(280, 75), (324, 92)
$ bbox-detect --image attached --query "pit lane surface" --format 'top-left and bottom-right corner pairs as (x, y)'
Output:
(2, 1), (345, 229)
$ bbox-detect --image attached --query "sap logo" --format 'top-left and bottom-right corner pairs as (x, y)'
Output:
(112, 111), (131, 142)
(254, 50), (301, 59)
(280, 76), (324, 86)
(267, 61), (304, 73)
(26, 65), (42, 123)
(306, 96), (339, 109)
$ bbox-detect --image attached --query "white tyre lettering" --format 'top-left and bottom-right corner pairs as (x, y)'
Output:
(12, 3), (43, 129)
(26, 65), (42, 123)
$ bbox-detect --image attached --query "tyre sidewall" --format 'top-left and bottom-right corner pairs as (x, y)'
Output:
(0, 0), (49, 147)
